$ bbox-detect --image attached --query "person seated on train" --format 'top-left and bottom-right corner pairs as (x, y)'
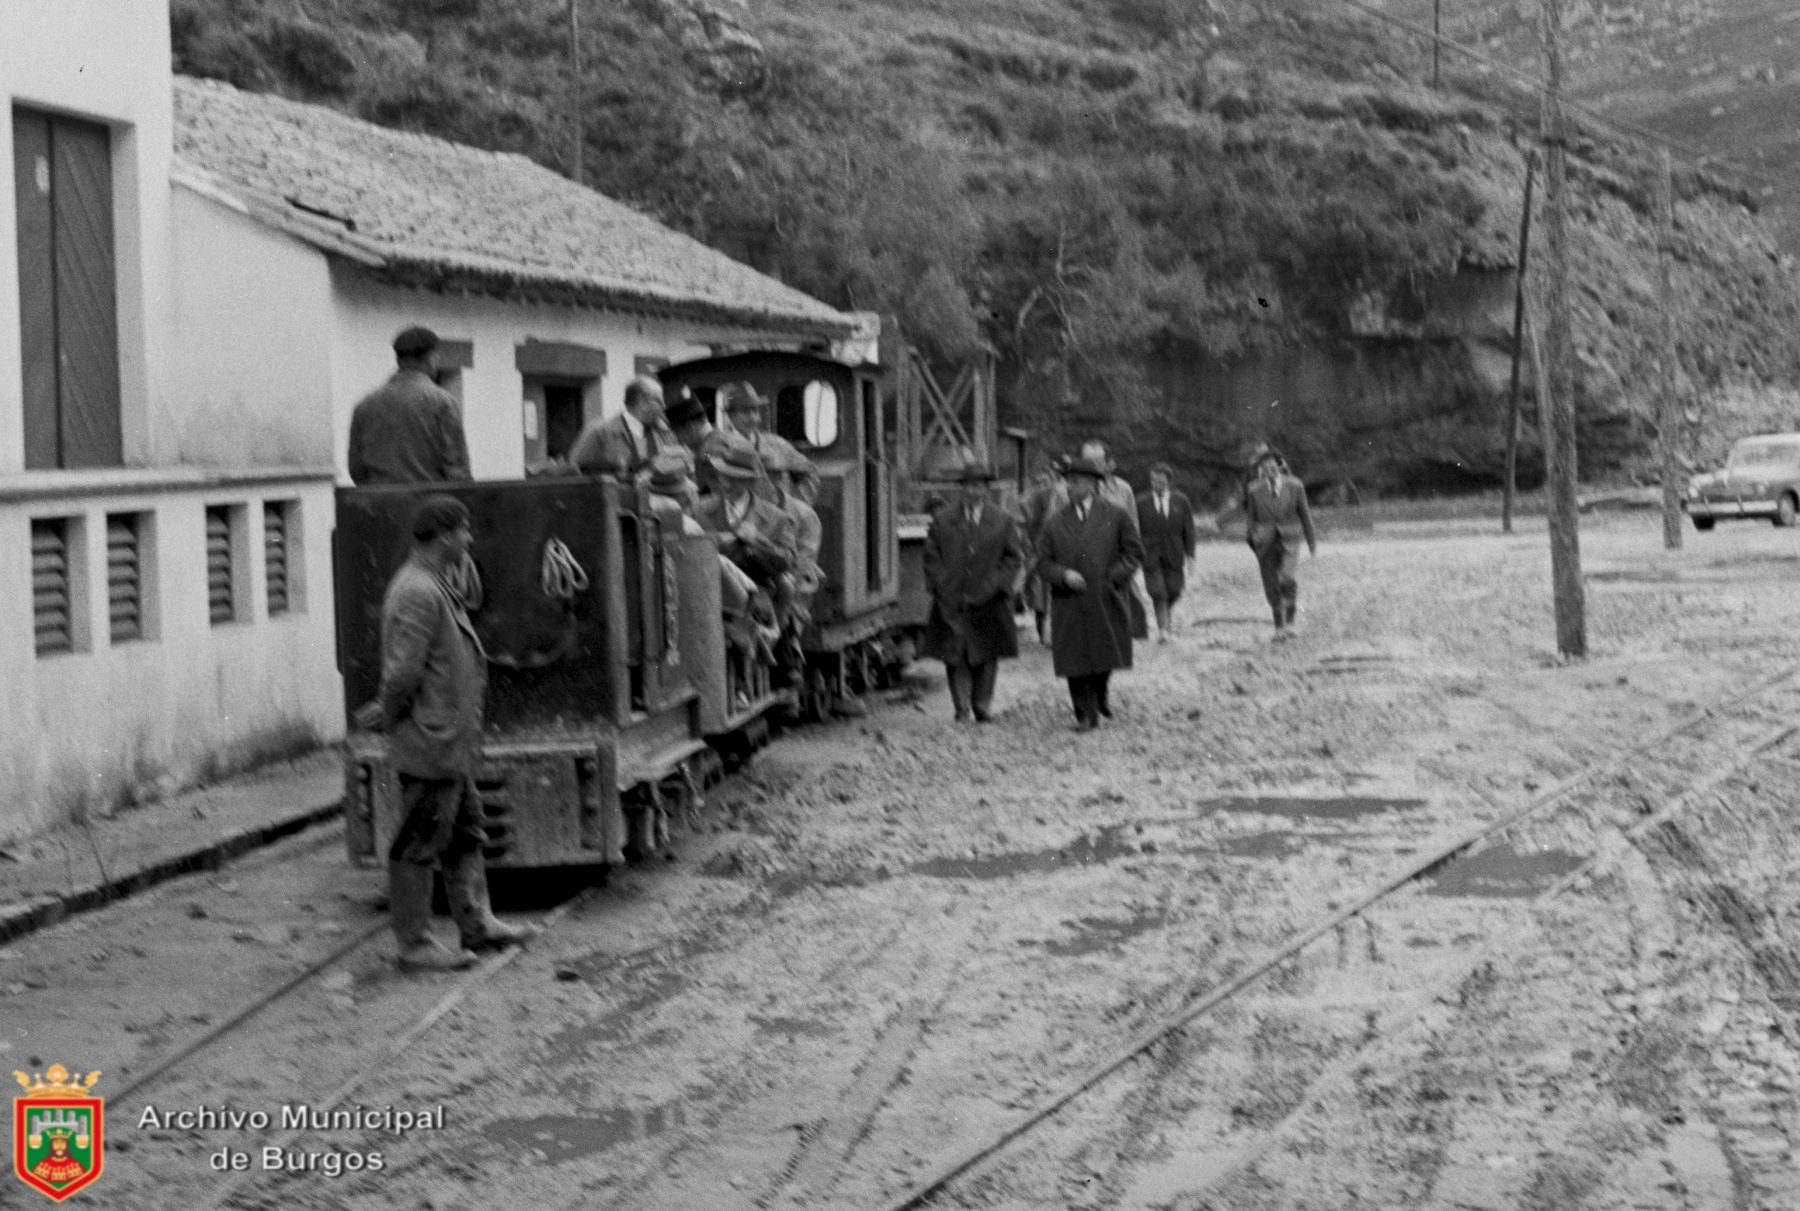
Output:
(567, 375), (686, 483)
(665, 388), (732, 500)
(722, 382), (801, 506)
(647, 451), (780, 664)
(646, 451), (703, 531)
(697, 436), (797, 586)
(763, 445), (824, 615)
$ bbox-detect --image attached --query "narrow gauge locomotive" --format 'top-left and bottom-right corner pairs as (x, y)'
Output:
(335, 351), (898, 873)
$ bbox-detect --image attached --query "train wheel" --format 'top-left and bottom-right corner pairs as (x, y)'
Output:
(804, 666), (834, 725)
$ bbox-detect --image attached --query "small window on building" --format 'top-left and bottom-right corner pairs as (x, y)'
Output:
(264, 500), (304, 617)
(106, 511), (150, 644)
(205, 504), (245, 625)
(31, 515), (89, 656)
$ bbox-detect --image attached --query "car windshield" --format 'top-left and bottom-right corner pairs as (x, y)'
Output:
(1727, 439), (1800, 468)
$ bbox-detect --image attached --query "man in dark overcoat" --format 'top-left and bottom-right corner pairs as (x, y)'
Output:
(923, 462), (1026, 722)
(347, 326), (472, 486)
(1243, 448), (1317, 639)
(1036, 456), (1144, 731)
(1136, 462), (1197, 643)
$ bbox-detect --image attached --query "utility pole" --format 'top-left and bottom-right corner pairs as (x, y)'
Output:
(1656, 149), (1683, 550)
(1502, 149), (1536, 534)
(569, 0), (583, 186)
(1539, 0), (1586, 657)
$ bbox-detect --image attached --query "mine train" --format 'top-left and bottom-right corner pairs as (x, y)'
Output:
(336, 349), (1013, 870)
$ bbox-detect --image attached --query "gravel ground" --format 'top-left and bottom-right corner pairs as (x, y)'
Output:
(7, 511), (1800, 1210)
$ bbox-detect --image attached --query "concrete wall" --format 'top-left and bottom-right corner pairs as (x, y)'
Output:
(0, 472), (341, 844)
(163, 183), (337, 466)
(327, 267), (804, 480)
(0, 0), (174, 473)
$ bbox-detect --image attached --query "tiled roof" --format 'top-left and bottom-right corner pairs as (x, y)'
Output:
(171, 76), (858, 337)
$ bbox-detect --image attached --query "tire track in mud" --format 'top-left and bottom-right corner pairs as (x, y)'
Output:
(872, 667), (1800, 1210)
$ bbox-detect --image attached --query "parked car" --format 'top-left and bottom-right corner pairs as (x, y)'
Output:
(1684, 432), (1800, 530)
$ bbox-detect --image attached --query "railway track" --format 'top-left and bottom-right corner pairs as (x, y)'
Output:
(39, 656), (1800, 1210)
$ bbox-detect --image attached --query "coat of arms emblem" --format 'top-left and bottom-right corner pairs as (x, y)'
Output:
(12, 1064), (103, 1202)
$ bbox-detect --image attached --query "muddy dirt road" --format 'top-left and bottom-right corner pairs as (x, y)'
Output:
(6, 511), (1800, 1210)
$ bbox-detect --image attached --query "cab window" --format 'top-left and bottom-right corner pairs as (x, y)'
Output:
(775, 380), (841, 450)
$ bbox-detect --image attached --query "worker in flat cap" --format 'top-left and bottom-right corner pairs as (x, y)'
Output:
(348, 326), (473, 486)
(722, 381), (801, 504)
(367, 494), (538, 971)
(567, 374), (682, 483)
(1036, 455), (1143, 732)
(1243, 446), (1316, 640)
(924, 457), (1027, 723)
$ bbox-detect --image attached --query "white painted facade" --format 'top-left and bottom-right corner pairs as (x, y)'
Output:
(1, 4), (339, 843)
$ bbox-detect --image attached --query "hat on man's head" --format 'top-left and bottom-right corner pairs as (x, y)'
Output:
(707, 434), (763, 480)
(957, 460), (1001, 483)
(392, 326), (439, 358)
(411, 494), (470, 542)
(665, 390), (707, 428)
(1063, 456), (1106, 481)
(647, 451), (694, 495)
(723, 382), (767, 414)
(1252, 447), (1283, 470)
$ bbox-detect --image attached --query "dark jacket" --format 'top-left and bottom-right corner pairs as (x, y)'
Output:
(1035, 499), (1143, 679)
(923, 501), (1025, 667)
(1136, 488), (1197, 601)
(567, 412), (677, 479)
(379, 555), (487, 779)
(348, 370), (471, 485)
(1244, 474), (1317, 554)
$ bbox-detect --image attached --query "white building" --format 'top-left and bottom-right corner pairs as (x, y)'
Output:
(1, 7), (860, 843)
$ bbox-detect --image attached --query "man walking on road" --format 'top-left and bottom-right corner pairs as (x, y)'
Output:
(1036, 456), (1143, 731)
(1079, 439), (1151, 642)
(1136, 462), (1197, 643)
(373, 496), (537, 971)
(1244, 448), (1317, 640)
(348, 326), (472, 486)
(924, 460), (1026, 723)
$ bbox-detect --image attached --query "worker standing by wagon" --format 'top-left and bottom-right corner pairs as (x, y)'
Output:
(369, 496), (538, 971)
(924, 460), (1027, 723)
(347, 326), (472, 486)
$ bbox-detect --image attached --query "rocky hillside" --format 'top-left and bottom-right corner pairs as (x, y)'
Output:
(169, 0), (1800, 500)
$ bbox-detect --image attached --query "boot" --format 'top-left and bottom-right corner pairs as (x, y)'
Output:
(446, 855), (540, 953)
(389, 862), (475, 972)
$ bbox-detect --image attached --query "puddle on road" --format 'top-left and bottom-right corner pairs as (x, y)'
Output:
(1040, 909), (1169, 957)
(1424, 842), (1586, 898)
(751, 1014), (838, 1040)
(912, 828), (1145, 880)
(1217, 829), (1358, 858)
(482, 1105), (686, 1163)
(1199, 795), (1425, 821)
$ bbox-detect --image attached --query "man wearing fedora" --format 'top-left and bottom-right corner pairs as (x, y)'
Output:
(723, 381), (800, 504)
(567, 374), (680, 482)
(696, 434), (798, 594)
(666, 389), (733, 499)
(348, 326), (472, 486)
(1243, 447), (1317, 639)
(1036, 456), (1143, 731)
(924, 459), (1027, 723)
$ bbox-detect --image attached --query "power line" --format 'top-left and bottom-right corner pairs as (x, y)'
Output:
(1331, 0), (1797, 196)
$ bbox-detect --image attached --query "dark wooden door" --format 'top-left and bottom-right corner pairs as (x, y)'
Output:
(12, 106), (119, 469)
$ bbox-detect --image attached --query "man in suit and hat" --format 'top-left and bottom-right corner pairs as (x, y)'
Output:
(348, 326), (472, 485)
(723, 381), (799, 503)
(924, 459), (1027, 723)
(374, 495), (538, 971)
(1136, 462), (1197, 643)
(696, 435), (798, 593)
(567, 374), (680, 481)
(666, 388), (734, 499)
(1243, 447), (1317, 639)
(1036, 456), (1143, 731)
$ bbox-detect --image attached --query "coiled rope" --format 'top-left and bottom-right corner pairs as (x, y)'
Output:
(540, 536), (590, 600)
